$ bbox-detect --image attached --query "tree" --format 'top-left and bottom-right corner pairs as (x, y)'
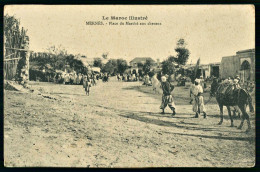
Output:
(117, 59), (128, 74)
(175, 38), (190, 65)
(46, 44), (67, 56)
(102, 52), (109, 59)
(168, 56), (177, 63)
(102, 59), (117, 74)
(142, 59), (153, 75)
(161, 59), (175, 75)
(102, 58), (128, 75)
(93, 58), (103, 68)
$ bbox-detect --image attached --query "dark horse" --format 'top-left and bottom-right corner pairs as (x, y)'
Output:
(211, 82), (254, 132)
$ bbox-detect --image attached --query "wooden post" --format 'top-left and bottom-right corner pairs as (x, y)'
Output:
(23, 36), (30, 85)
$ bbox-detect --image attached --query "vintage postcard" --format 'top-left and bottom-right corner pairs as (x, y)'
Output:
(3, 5), (255, 167)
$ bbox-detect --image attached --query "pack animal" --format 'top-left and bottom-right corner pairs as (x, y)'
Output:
(211, 82), (254, 132)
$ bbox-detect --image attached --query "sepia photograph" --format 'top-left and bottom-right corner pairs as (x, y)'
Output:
(3, 5), (255, 167)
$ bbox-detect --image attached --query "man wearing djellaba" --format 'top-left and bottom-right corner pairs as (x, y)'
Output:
(192, 78), (207, 118)
(160, 76), (176, 116)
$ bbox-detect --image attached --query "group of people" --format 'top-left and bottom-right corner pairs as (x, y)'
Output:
(120, 73), (142, 82)
(158, 74), (206, 118)
(116, 73), (146, 82)
(53, 72), (101, 85)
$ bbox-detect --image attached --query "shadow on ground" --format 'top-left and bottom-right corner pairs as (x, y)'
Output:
(92, 104), (254, 143)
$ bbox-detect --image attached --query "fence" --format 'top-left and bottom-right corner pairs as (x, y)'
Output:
(4, 47), (30, 80)
(4, 15), (30, 81)
(4, 55), (20, 80)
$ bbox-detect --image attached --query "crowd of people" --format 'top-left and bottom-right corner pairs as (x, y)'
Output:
(52, 72), (106, 85)
(117, 73), (146, 82)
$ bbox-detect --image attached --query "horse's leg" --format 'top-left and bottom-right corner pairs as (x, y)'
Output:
(248, 94), (254, 113)
(227, 106), (234, 127)
(232, 108), (237, 118)
(234, 106), (241, 118)
(238, 104), (251, 132)
(237, 104), (245, 130)
(218, 104), (224, 125)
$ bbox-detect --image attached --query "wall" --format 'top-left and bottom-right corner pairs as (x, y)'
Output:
(236, 49), (255, 82)
(220, 49), (255, 82)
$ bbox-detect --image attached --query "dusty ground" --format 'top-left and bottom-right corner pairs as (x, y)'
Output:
(4, 77), (255, 167)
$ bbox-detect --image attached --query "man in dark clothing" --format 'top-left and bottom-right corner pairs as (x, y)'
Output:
(160, 76), (176, 116)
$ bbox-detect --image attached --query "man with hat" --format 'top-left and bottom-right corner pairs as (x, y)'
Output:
(192, 78), (207, 118)
(160, 76), (176, 116)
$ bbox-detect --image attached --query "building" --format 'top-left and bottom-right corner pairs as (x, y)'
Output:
(129, 57), (156, 74)
(220, 49), (255, 82)
(129, 57), (156, 67)
(185, 62), (220, 79)
(197, 63), (220, 79)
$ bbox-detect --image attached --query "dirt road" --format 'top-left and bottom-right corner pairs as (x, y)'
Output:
(4, 77), (255, 167)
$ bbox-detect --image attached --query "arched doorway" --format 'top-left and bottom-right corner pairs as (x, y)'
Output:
(240, 60), (251, 82)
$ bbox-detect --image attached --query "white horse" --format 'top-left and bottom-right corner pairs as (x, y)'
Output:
(151, 74), (161, 94)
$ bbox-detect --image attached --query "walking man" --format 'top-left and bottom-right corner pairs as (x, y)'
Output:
(192, 78), (207, 118)
(160, 76), (176, 116)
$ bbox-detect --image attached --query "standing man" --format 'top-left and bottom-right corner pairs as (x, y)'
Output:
(192, 78), (207, 118)
(160, 76), (176, 116)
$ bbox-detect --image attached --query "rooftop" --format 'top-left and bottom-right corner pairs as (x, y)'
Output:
(236, 48), (255, 54)
(129, 57), (155, 63)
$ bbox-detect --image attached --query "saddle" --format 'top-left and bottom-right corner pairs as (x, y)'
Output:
(217, 83), (239, 104)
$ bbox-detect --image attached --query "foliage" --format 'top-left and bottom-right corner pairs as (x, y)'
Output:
(161, 39), (190, 76)
(175, 38), (190, 65)
(102, 52), (109, 59)
(168, 56), (177, 63)
(30, 45), (86, 75)
(142, 59), (153, 75)
(102, 58), (128, 75)
(161, 57), (176, 75)
(93, 58), (103, 68)
(46, 45), (68, 56)
(102, 59), (117, 74)
(116, 59), (128, 74)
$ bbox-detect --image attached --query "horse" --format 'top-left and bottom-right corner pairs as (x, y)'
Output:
(210, 79), (241, 118)
(151, 74), (160, 94)
(211, 82), (254, 132)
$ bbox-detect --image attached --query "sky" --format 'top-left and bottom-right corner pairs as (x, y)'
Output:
(5, 5), (255, 64)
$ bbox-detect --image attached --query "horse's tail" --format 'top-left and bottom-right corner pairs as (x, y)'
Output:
(241, 89), (254, 113)
(247, 91), (254, 113)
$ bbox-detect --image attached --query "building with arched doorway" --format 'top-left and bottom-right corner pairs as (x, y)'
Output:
(129, 57), (157, 75)
(220, 49), (255, 83)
